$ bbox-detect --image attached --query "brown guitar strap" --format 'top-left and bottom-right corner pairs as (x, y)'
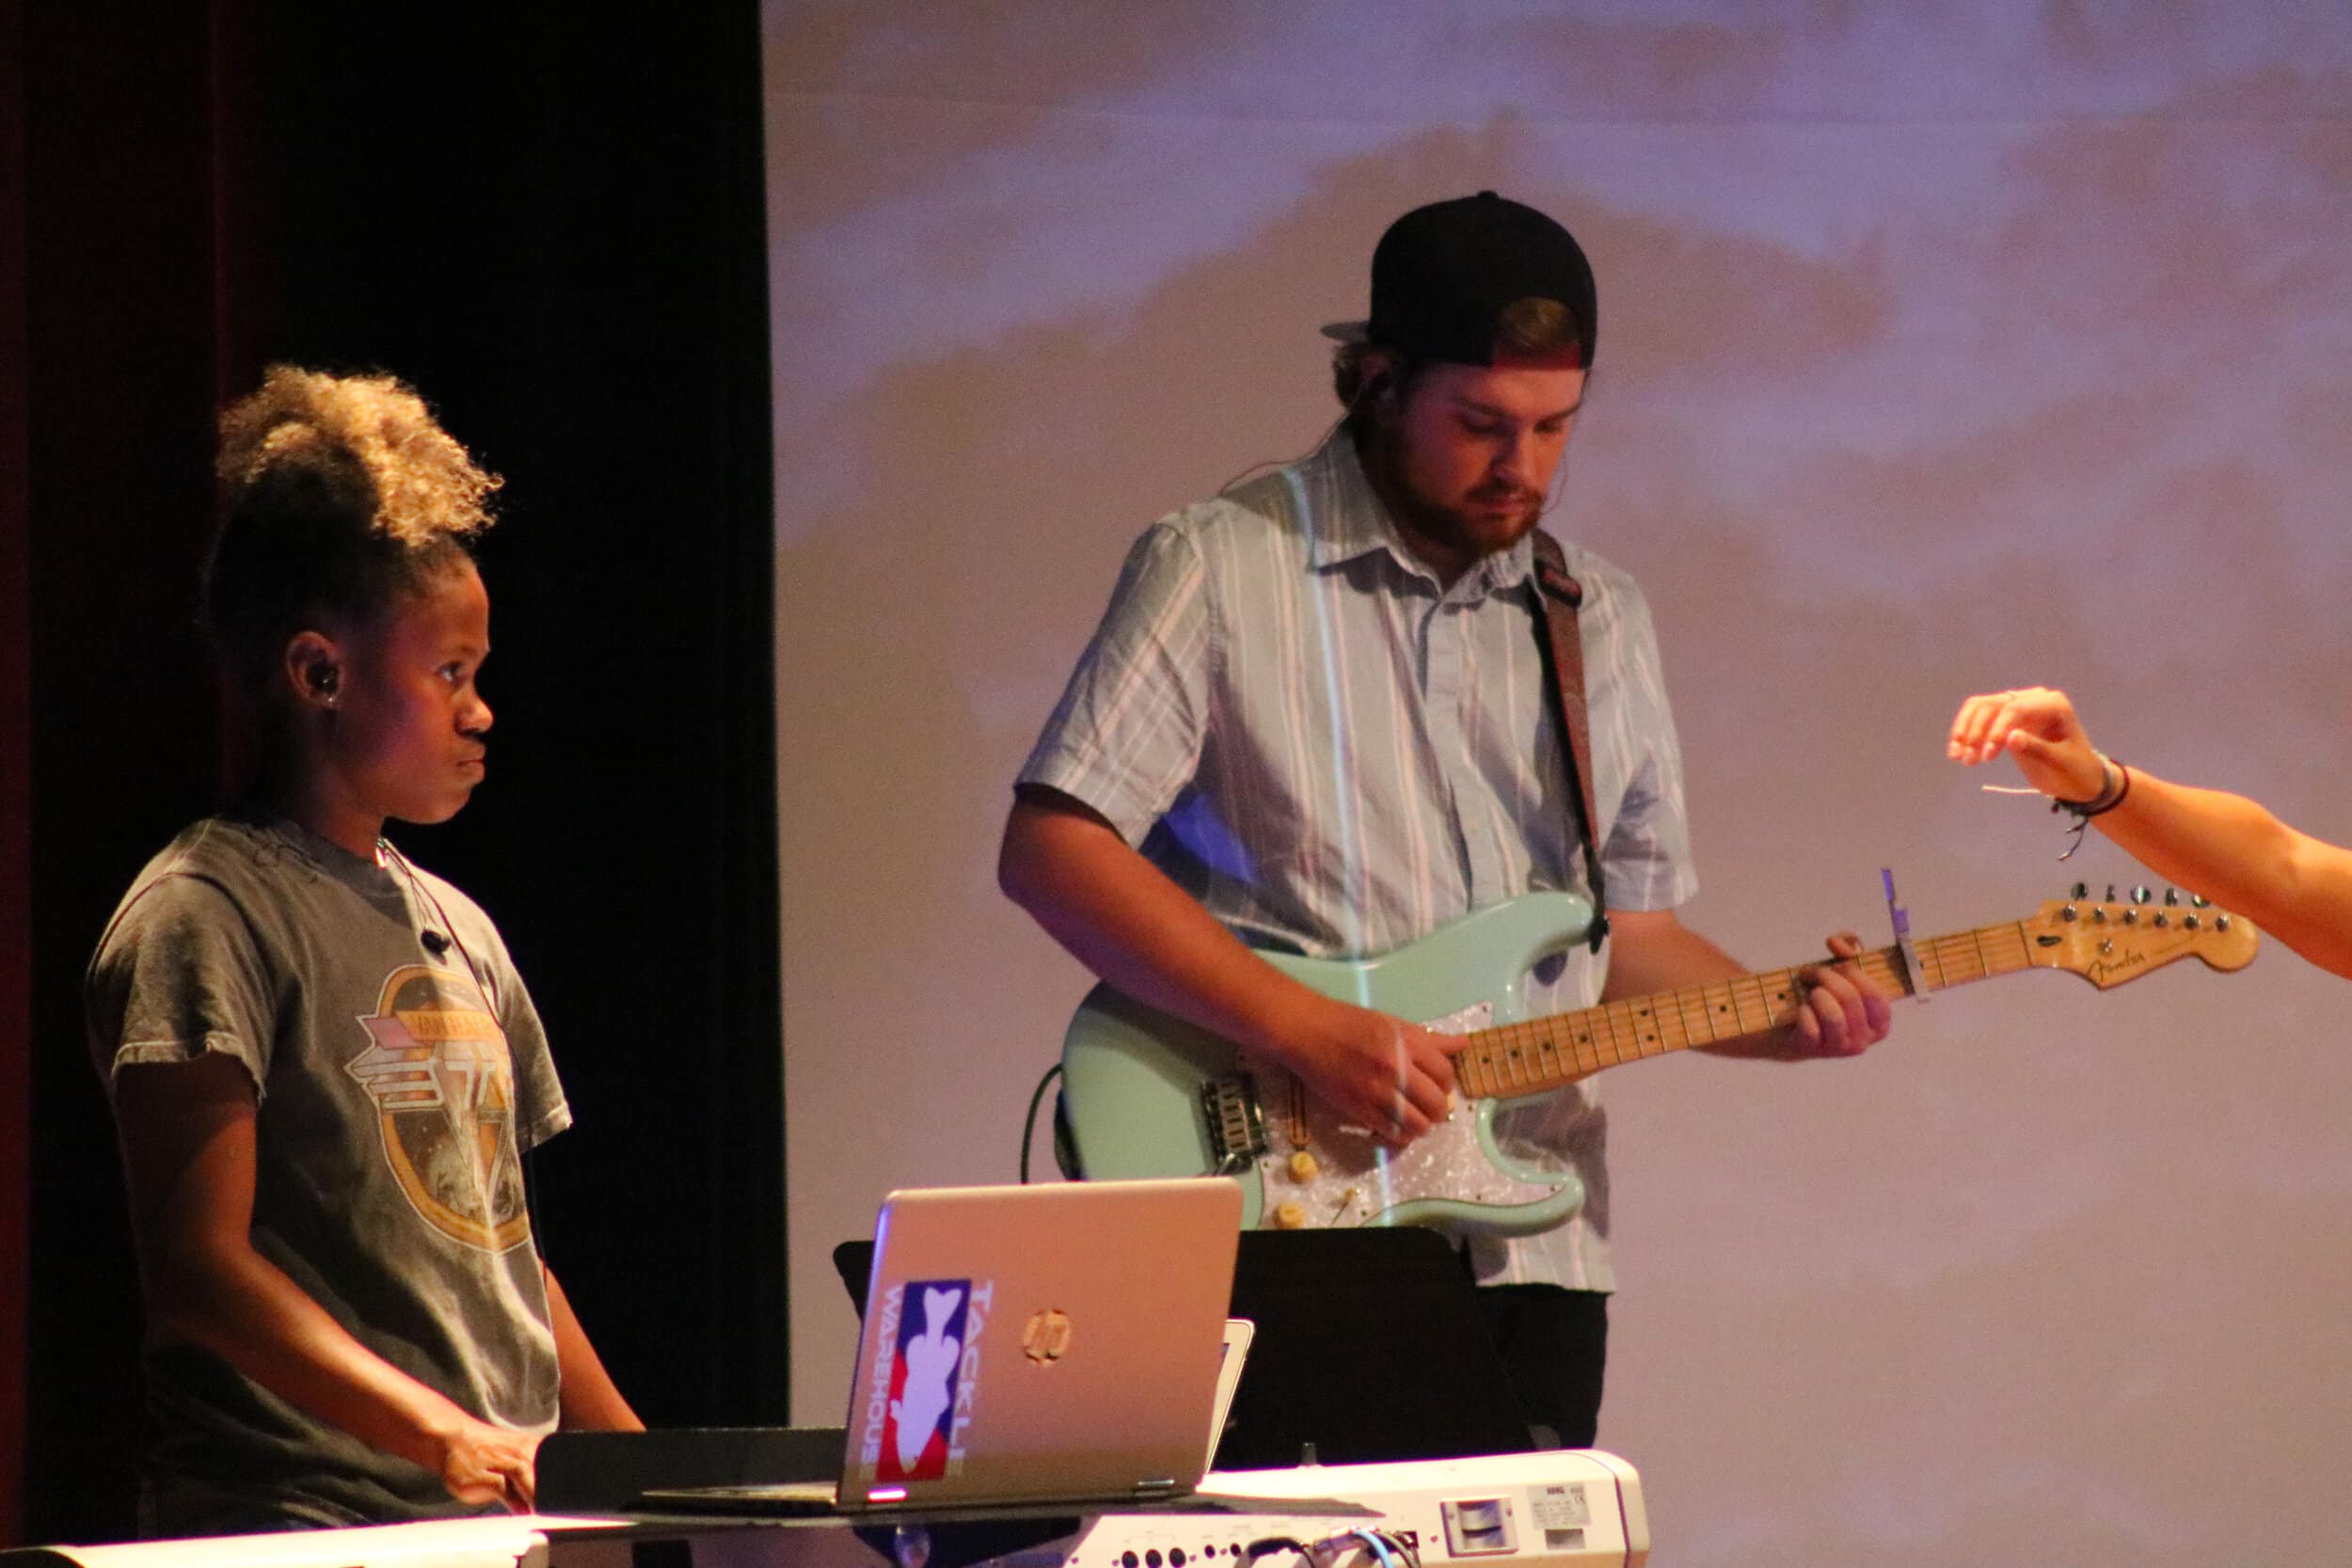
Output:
(1528, 530), (1609, 953)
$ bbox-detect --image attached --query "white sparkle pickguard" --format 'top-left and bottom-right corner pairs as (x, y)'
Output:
(1251, 999), (1569, 1231)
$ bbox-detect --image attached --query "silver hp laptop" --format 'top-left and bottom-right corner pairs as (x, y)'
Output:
(653, 1178), (1244, 1515)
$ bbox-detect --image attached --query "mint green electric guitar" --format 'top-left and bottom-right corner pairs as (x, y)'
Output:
(1059, 889), (2258, 1238)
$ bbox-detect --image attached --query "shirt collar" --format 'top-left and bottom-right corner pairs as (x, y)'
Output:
(1298, 429), (1538, 598)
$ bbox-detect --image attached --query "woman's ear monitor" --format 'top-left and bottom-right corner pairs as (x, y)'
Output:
(289, 639), (342, 709)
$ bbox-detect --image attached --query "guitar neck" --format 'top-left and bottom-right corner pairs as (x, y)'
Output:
(1450, 919), (2037, 1100)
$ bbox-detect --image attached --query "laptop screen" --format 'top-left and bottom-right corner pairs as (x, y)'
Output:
(841, 1210), (1531, 1476)
(835, 1178), (1243, 1510)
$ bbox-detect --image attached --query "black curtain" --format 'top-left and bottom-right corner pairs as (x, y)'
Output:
(0, 0), (32, 1547)
(11, 1), (786, 1543)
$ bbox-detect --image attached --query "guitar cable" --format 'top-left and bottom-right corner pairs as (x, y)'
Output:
(1018, 1061), (1065, 1183)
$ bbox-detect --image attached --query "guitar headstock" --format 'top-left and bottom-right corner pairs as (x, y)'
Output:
(2024, 885), (2260, 989)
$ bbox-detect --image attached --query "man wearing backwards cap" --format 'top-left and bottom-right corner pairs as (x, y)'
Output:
(1000, 192), (1890, 1447)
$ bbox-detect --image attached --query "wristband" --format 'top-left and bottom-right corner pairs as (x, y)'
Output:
(2052, 752), (2129, 859)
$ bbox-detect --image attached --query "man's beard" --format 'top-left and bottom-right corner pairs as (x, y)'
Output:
(1387, 464), (1546, 565)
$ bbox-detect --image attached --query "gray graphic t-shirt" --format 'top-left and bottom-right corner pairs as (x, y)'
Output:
(87, 816), (571, 1528)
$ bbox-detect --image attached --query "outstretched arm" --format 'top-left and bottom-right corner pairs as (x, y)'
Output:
(998, 785), (1463, 1143)
(1948, 686), (2352, 978)
(114, 1053), (543, 1511)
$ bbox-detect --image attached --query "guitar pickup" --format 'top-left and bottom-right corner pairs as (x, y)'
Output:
(1199, 1075), (1267, 1172)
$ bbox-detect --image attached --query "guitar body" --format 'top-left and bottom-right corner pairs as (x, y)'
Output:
(1060, 892), (1599, 1238)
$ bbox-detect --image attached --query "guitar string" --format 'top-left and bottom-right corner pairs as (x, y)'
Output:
(1454, 903), (2222, 1099)
(1457, 922), (2051, 1097)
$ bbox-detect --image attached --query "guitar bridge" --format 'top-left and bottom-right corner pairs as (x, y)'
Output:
(1199, 1075), (1267, 1174)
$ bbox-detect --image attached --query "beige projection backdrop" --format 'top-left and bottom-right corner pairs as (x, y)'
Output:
(764, 5), (2352, 1563)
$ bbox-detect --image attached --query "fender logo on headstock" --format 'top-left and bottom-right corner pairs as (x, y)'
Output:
(2085, 947), (2150, 985)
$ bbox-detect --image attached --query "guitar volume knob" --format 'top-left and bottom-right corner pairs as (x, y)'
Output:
(1269, 1201), (1309, 1231)
(1287, 1151), (1321, 1182)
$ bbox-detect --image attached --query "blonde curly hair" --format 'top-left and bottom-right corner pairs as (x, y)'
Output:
(205, 366), (502, 695)
(216, 365), (501, 546)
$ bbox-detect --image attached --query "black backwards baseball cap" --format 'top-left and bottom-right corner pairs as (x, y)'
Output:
(1322, 190), (1597, 369)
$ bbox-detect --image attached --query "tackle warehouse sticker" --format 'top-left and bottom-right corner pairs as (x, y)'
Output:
(861, 1276), (993, 1481)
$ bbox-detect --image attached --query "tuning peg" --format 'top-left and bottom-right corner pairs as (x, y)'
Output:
(2131, 886), (2152, 905)
(2191, 894), (2210, 908)
(2163, 888), (2181, 906)
(2106, 884), (2118, 903)
(2070, 881), (2089, 901)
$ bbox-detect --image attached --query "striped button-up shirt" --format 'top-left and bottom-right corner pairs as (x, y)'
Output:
(1021, 428), (1698, 1290)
